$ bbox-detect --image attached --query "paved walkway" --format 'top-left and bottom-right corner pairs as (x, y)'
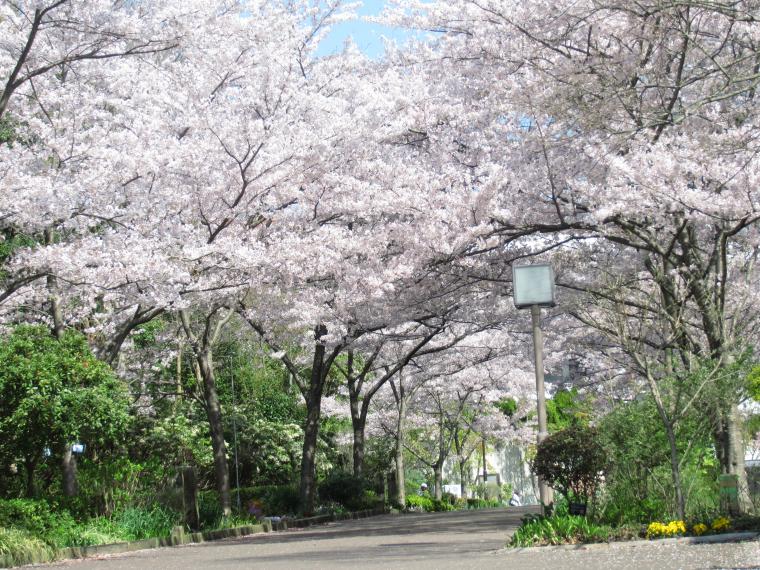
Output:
(43, 508), (760, 569)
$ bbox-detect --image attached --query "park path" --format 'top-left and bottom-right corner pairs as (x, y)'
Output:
(42, 507), (760, 570)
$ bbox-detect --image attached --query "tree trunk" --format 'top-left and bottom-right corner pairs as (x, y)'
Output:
(714, 404), (754, 514)
(300, 393), (322, 515)
(61, 445), (78, 497)
(459, 458), (468, 499)
(351, 410), (366, 478)
(433, 464), (443, 500)
(352, 425), (365, 478)
(394, 401), (407, 507)
(298, 325), (328, 515)
(198, 350), (231, 516)
(664, 421), (686, 520)
(24, 457), (37, 498)
(481, 439), (487, 485)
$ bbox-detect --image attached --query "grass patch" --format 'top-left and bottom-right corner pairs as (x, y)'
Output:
(509, 514), (639, 547)
(0, 527), (58, 566)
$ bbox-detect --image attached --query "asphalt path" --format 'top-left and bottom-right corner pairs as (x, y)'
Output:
(42, 507), (760, 570)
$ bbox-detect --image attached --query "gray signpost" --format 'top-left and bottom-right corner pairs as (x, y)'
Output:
(512, 263), (556, 513)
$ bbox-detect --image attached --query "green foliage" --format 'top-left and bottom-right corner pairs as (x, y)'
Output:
(108, 505), (178, 540)
(496, 397), (518, 417)
(509, 514), (635, 547)
(406, 494), (433, 511)
(546, 388), (590, 433)
(0, 499), (76, 541)
(405, 494), (455, 512)
(130, 320), (166, 349)
(532, 425), (607, 505)
(748, 364), (760, 402)
(0, 231), (37, 267)
(466, 497), (501, 509)
(0, 498), (180, 551)
(255, 484), (300, 516)
(747, 413), (760, 439)
(0, 115), (27, 148)
(76, 457), (159, 517)
(201, 484), (301, 524)
(139, 414), (214, 473)
(0, 325), (131, 496)
(318, 471), (378, 512)
(430, 498), (455, 512)
(597, 396), (718, 524)
(211, 347), (306, 486)
(197, 491), (224, 528)
(0, 527), (57, 566)
(236, 419), (302, 486)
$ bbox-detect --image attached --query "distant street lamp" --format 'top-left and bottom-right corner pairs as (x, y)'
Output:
(512, 263), (555, 513)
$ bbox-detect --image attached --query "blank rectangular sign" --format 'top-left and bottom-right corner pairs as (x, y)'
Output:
(512, 264), (556, 308)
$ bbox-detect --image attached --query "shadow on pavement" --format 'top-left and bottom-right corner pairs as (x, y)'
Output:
(194, 507), (537, 548)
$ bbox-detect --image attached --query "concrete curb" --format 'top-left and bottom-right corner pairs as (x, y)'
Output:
(0, 507), (388, 568)
(507, 531), (760, 553)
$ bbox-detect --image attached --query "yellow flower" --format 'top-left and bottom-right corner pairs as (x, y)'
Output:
(647, 520), (686, 539)
(692, 523), (708, 536)
(646, 522), (665, 539)
(711, 517), (730, 532)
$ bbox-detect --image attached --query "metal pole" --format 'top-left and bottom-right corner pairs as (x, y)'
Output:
(530, 305), (552, 512)
(481, 438), (488, 499)
(231, 366), (241, 512)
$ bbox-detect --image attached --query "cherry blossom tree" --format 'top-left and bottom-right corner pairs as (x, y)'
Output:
(380, 0), (760, 513)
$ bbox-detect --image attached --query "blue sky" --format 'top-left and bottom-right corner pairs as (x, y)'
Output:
(315, 0), (412, 58)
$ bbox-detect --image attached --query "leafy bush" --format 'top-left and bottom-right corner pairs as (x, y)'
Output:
(0, 327), (131, 496)
(509, 514), (616, 546)
(404, 495), (455, 512)
(318, 472), (374, 511)
(406, 495), (433, 512)
(597, 396), (719, 524)
(0, 527), (57, 566)
(532, 425), (607, 506)
(430, 499), (455, 512)
(259, 484), (300, 516)
(109, 505), (178, 540)
(440, 492), (457, 505)
(197, 490), (223, 528)
(0, 499), (77, 545)
(466, 497), (501, 509)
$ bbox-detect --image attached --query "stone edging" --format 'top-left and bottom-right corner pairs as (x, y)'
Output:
(0, 507), (387, 568)
(507, 531), (760, 553)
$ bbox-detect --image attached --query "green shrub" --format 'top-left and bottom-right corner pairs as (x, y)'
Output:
(318, 472), (371, 511)
(466, 497), (501, 509)
(0, 499), (78, 546)
(509, 514), (614, 547)
(598, 492), (668, 525)
(259, 484), (300, 515)
(406, 495), (433, 512)
(441, 491), (457, 505)
(197, 490), (223, 528)
(109, 505), (178, 540)
(0, 498), (137, 548)
(0, 527), (57, 566)
(430, 499), (455, 512)
(532, 425), (608, 506)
